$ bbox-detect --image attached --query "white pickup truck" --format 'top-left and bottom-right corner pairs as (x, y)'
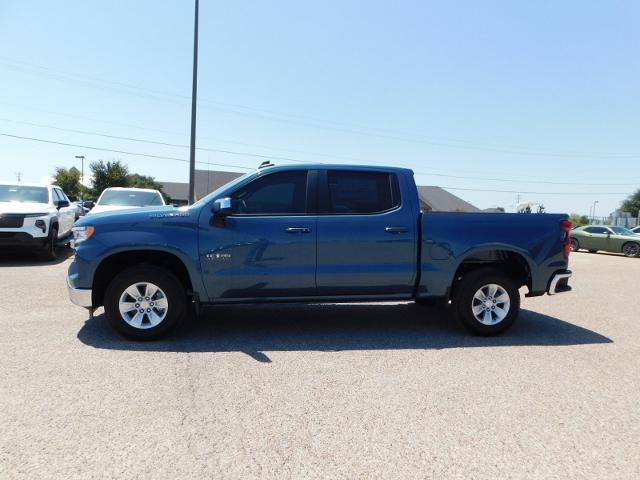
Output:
(0, 183), (76, 259)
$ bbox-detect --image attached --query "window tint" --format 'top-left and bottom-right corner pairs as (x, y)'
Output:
(52, 189), (63, 202)
(585, 227), (608, 234)
(231, 171), (307, 215)
(327, 170), (398, 214)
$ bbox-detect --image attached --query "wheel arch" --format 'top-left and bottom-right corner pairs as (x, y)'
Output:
(450, 247), (534, 298)
(92, 249), (195, 308)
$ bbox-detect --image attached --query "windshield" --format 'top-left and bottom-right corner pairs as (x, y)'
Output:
(609, 226), (633, 235)
(0, 184), (49, 203)
(97, 190), (164, 207)
(191, 171), (255, 208)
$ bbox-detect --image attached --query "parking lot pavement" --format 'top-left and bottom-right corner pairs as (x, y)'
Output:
(0, 250), (638, 479)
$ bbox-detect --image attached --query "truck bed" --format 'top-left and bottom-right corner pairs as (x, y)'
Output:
(418, 212), (569, 298)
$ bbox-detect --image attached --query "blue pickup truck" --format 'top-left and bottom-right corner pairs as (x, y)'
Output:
(67, 164), (572, 339)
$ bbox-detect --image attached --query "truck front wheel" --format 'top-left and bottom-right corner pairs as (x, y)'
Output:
(104, 265), (186, 340)
(452, 268), (520, 335)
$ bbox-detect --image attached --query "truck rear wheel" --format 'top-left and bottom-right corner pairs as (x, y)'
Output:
(452, 268), (520, 335)
(104, 265), (186, 340)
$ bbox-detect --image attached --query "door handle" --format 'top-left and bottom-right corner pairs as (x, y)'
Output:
(285, 227), (311, 234)
(385, 226), (409, 233)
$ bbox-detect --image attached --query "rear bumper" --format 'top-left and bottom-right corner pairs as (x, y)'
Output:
(67, 276), (93, 308)
(547, 270), (572, 295)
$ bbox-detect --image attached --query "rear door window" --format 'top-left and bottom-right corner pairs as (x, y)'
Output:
(325, 170), (399, 214)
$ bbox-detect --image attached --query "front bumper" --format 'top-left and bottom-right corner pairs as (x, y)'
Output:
(0, 231), (47, 248)
(547, 270), (572, 295)
(67, 276), (93, 308)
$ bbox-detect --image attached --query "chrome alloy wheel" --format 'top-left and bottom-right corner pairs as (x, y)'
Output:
(471, 283), (511, 326)
(118, 282), (169, 329)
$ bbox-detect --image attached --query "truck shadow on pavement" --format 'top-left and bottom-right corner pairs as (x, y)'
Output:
(77, 303), (612, 362)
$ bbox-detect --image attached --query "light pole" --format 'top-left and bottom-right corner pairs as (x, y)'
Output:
(188, 0), (199, 204)
(592, 200), (599, 223)
(75, 155), (85, 201)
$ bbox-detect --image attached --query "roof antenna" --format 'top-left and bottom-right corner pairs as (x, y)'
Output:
(258, 161), (274, 169)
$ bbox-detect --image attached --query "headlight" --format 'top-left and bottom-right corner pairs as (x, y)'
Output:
(72, 225), (95, 244)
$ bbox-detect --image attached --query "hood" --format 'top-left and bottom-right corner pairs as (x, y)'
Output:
(76, 205), (194, 226)
(0, 201), (50, 215)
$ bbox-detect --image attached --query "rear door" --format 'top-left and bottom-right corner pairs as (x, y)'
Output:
(198, 169), (318, 300)
(315, 169), (417, 297)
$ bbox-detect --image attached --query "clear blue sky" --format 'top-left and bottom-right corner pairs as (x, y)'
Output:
(1, 0), (639, 215)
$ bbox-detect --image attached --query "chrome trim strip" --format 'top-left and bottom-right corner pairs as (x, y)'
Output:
(548, 272), (572, 295)
(66, 277), (93, 308)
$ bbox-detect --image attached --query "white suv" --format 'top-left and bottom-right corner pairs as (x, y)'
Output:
(0, 183), (76, 259)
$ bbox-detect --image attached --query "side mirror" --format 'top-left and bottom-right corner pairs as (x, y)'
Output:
(211, 197), (232, 226)
(56, 200), (70, 209)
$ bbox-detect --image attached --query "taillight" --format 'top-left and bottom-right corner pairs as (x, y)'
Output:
(561, 219), (572, 257)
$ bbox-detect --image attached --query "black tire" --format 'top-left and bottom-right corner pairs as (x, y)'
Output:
(104, 265), (187, 340)
(588, 250), (598, 253)
(570, 238), (580, 252)
(42, 224), (58, 260)
(622, 242), (640, 258)
(452, 267), (520, 336)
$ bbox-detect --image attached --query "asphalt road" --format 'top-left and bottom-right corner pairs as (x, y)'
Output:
(0, 249), (638, 479)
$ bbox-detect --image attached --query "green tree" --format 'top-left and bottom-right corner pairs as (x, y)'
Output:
(569, 213), (590, 227)
(52, 166), (81, 199)
(90, 160), (129, 197)
(620, 188), (640, 217)
(127, 173), (163, 191)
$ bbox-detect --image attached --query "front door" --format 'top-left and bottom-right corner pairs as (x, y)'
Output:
(315, 169), (417, 297)
(53, 188), (75, 235)
(198, 169), (317, 300)
(581, 226), (611, 251)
